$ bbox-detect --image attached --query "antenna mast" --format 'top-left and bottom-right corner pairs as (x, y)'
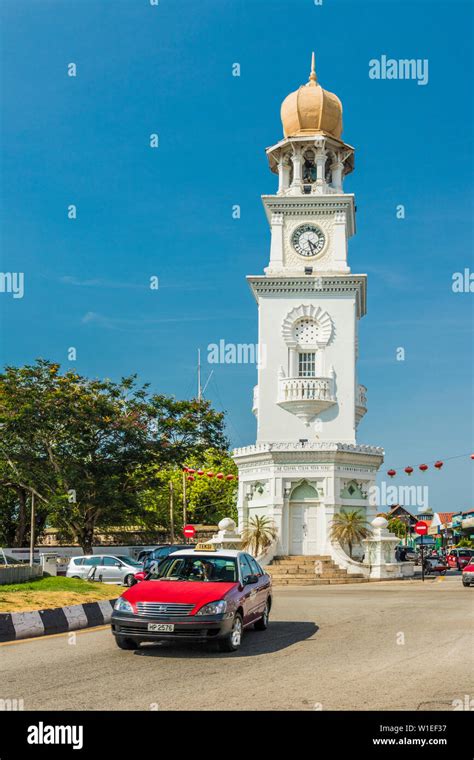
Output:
(197, 348), (202, 401)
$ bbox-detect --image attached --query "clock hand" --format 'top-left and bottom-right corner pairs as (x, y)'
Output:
(308, 240), (317, 254)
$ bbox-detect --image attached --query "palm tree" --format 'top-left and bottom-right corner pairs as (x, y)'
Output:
(240, 515), (278, 558)
(330, 510), (371, 559)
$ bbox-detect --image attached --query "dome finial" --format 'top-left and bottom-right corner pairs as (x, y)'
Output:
(308, 51), (317, 85)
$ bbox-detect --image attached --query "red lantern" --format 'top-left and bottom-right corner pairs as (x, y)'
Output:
(206, 471), (214, 478)
(471, 454), (474, 460)
(387, 469), (396, 478)
(434, 461), (443, 470)
(226, 474), (235, 481)
(187, 468), (195, 474)
(216, 473), (224, 480)
(187, 475), (194, 482)
(404, 466), (413, 476)
(197, 469), (204, 476)
(182, 467), (189, 473)
(419, 464), (428, 472)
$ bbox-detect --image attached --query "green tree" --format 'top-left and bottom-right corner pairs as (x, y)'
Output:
(330, 509), (371, 559)
(148, 396), (228, 465)
(0, 486), (20, 546)
(0, 360), (232, 552)
(0, 361), (154, 552)
(388, 517), (408, 540)
(136, 448), (238, 538)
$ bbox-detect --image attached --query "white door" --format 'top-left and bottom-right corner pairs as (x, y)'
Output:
(290, 504), (305, 555)
(290, 504), (318, 555)
(305, 506), (319, 554)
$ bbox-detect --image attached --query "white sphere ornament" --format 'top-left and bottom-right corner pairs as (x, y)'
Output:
(218, 518), (236, 532)
(371, 516), (388, 529)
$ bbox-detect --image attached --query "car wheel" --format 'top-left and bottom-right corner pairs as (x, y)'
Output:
(115, 636), (138, 650)
(71, 576), (81, 580)
(124, 574), (135, 587)
(462, 580), (470, 587)
(218, 613), (243, 652)
(254, 600), (270, 631)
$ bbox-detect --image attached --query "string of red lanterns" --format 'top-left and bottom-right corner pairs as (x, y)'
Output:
(386, 453), (473, 478)
(182, 466), (237, 483)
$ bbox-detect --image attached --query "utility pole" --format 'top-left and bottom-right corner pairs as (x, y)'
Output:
(182, 470), (187, 539)
(29, 493), (35, 567)
(169, 480), (175, 545)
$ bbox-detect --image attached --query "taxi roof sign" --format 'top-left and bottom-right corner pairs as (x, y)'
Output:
(194, 542), (217, 552)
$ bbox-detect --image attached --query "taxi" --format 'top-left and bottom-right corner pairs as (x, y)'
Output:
(462, 561), (474, 587)
(111, 544), (272, 652)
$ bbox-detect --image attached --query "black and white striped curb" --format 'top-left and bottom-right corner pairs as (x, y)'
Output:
(0, 598), (118, 642)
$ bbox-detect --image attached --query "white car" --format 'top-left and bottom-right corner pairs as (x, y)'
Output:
(66, 554), (142, 586)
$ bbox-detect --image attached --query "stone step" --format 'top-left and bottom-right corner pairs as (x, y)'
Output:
(271, 559), (334, 566)
(266, 565), (341, 574)
(267, 568), (350, 577)
(271, 573), (364, 583)
(273, 555), (332, 561)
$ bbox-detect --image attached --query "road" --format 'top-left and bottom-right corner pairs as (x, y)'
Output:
(1, 575), (472, 711)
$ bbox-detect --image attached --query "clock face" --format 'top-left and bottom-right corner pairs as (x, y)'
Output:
(291, 224), (326, 257)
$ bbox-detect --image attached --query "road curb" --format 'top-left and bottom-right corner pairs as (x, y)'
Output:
(0, 598), (118, 642)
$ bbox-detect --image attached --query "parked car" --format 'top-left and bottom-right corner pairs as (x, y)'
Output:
(0, 553), (29, 565)
(423, 555), (448, 575)
(395, 546), (418, 562)
(446, 548), (474, 570)
(111, 545), (272, 652)
(404, 547), (419, 562)
(462, 561), (474, 587)
(66, 554), (143, 586)
(142, 544), (196, 573)
(136, 549), (154, 563)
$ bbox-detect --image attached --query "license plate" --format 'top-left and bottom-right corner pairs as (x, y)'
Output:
(147, 623), (174, 632)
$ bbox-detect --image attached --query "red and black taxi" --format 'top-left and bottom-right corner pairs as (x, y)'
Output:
(462, 561), (474, 587)
(111, 544), (272, 652)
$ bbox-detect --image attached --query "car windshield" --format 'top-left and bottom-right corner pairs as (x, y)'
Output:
(115, 556), (142, 566)
(149, 555), (238, 583)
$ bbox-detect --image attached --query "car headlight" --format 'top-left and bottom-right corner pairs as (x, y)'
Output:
(196, 600), (227, 616)
(114, 597), (134, 613)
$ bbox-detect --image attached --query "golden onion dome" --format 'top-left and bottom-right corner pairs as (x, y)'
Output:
(281, 53), (343, 139)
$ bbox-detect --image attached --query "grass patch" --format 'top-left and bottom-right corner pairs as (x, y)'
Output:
(0, 575), (120, 613)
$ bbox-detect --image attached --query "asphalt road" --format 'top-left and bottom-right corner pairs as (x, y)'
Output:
(1, 575), (472, 711)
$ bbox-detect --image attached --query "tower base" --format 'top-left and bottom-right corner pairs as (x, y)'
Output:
(233, 442), (384, 569)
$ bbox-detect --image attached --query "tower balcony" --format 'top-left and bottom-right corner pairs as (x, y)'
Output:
(355, 384), (367, 426)
(277, 376), (336, 425)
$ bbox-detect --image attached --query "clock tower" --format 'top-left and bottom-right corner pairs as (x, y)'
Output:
(233, 55), (384, 565)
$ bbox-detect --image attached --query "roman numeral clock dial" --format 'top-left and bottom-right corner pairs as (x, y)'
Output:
(291, 224), (325, 257)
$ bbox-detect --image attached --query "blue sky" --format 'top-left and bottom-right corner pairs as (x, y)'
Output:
(0, 0), (472, 512)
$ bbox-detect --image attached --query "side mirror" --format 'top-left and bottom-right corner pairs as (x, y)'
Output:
(244, 574), (259, 585)
(115, 562), (122, 567)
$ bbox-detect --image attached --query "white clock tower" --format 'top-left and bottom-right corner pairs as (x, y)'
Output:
(234, 55), (384, 567)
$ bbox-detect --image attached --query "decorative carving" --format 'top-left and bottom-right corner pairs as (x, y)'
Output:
(282, 304), (333, 348)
